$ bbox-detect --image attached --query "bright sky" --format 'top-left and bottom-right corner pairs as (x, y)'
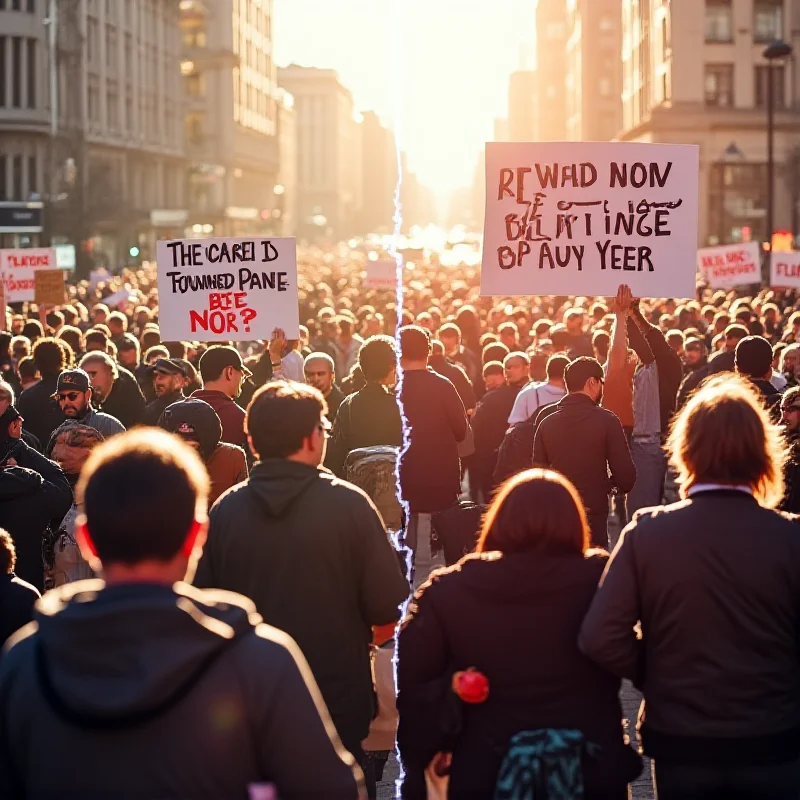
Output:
(274, 0), (535, 201)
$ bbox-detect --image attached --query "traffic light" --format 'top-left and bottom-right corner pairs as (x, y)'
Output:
(129, 246), (140, 258)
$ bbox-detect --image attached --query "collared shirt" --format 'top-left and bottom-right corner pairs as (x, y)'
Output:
(688, 483), (753, 497)
(632, 362), (661, 437)
(508, 381), (566, 425)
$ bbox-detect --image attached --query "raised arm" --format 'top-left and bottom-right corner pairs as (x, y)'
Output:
(608, 284), (631, 373)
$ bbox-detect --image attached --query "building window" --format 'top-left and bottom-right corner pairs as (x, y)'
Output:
(705, 64), (734, 106)
(12, 155), (22, 200)
(27, 0), (35, 11)
(28, 155), (36, 194)
(754, 0), (783, 43)
(705, 0), (733, 43)
(0, 155), (5, 201)
(11, 37), (22, 108)
(0, 38), (5, 107)
(26, 38), (35, 108)
(755, 64), (786, 108)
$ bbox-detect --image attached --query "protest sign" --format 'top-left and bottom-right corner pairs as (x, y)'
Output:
(89, 267), (112, 288)
(697, 242), (761, 289)
(102, 286), (136, 309)
(481, 142), (699, 298)
(156, 236), (300, 342)
(363, 260), (398, 290)
(34, 269), (66, 306)
(770, 251), (800, 289)
(0, 247), (58, 302)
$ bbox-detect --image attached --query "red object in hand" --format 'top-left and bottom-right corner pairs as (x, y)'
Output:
(452, 668), (489, 704)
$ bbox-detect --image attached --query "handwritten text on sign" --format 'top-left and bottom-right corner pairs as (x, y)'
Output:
(0, 248), (58, 302)
(363, 260), (398, 290)
(770, 251), (800, 289)
(156, 237), (300, 342)
(697, 242), (761, 289)
(481, 142), (699, 298)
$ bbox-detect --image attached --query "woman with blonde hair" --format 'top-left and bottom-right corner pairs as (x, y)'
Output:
(580, 374), (800, 800)
(396, 468), (641, 798)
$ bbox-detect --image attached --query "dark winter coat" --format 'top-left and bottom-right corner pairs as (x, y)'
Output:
(194, 459), (410, 743)
(0, 581), (361, 798)
(397, 552), (642, 797)
(0, 573), (39, 645)
(142, 389), (186, 427)
(97, 367), (145, 429)
(429, 355), (477, 413)
(18, 375), (64, 449)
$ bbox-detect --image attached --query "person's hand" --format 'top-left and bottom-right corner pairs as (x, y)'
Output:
(268, 328), (286, 361)
(613, 285), (632, 314)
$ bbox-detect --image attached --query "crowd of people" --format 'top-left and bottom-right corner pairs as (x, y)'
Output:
(1, 253), (800, 798)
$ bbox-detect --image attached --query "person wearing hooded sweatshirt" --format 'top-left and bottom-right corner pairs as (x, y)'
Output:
(0, 406), (72, 591)
(159, 398), (248, 505)
(0, 428), (363, 799)
(194, 382), (409, 794)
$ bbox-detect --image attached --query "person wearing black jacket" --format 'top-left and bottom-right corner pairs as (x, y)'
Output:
(0, 428), (362, 799)
(533, 357), (635, 547)
(428, 340), (476, 414)
(0, 529), (40, 645)
(142, 358), (188, 427)
(18, 337), (67, 448)
(324, 335), (402, 476)
(580, 375), (800, 800)
(194, 382), (409, 790)
(80, 352), (146, 429)
(780, 386), (800, 513)
(735, 335), (782, 422)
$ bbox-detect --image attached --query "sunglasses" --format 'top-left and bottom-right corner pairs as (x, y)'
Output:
(58, 392), (83, 402)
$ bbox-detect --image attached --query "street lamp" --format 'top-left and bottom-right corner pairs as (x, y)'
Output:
(763, 40), (793, 249)
(718, 142), (745, 244)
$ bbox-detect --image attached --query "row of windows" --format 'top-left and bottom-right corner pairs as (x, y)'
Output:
(0, 0), (35, 11)
(704, 63), (786, 108)
(705, 0), (783, 44)
(0, 153), (38, 202)
(0, 37), (37, 110)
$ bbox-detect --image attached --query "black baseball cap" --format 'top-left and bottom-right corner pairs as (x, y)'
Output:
(150, 358), (187, 377)
(55, 369), (91, 394)
(199, 346), (253, 378)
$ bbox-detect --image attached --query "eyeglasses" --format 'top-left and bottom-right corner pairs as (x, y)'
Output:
(58, 392), (82, 402)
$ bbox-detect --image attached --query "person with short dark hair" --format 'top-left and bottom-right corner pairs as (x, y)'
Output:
(735, 335), (782, 421)
(397, 469), (641, 798)
(580, 375), (800, 800)
(0, 528), (40, 645)
(0, 428), (362, 798)
(194, 382), (409, 789)
(482, 360), (505, 390)
(324, 335), (403, 476)
(428, 339), (476, 413)
(508, 353), (569, 425)
(191, 345), (252, 448)
(18, 338), (68, 448)
(17, 356), (39, 392)
(142, 358), (188, 426)
(534, 357), (636, 547)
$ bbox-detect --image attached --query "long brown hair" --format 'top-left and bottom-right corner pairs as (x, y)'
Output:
(667, 374), (787, 507)
(477, 468), (590, 556)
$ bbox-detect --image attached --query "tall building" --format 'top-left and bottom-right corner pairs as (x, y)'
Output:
(360, 110), (397, 234)
(508, 70), (538, 141)
(620, 0), (800, 245)
(0, 0), (186, 266)
(275, 88), (296, 236)
(278, 65), (362, 239)
(565, 0), (622, 141)
(536, 0), (569, 141)
(180, 0), (281, 240)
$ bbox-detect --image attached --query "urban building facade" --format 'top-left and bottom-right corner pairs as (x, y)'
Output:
(565, 0), (622, 141)
(621, 0), (800, 245)
(536, 0), (569, 141)
(278, 65), (362, 239)
(508, 70), (538, 141)
(359, 110), (397, 234)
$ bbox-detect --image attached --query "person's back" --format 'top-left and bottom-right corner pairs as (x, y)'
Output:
(194, 382), (409, 769)
(0, 530), (40, 644)
(0, 428), (361, 799)
(99, 366), (145, 429)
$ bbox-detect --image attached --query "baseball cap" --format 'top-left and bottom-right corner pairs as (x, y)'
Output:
(55, 369), (91, 394)
(150, 358), (187, 377)
(735, 335), (773, 380)
(199, 346), (253, 379)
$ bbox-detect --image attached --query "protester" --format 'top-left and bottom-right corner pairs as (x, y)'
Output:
(194, 382), (409, 791)
(0, 428), (363, 798)
(428, 339), (477, 414)
(439, 322), (480, 386)
(397, 469), (641, 798)
(79, 351), (146, 429)
(159, 398), (248, 505)
(580, 375), (800, 800)
(192, 345), (251, 449)
(142, 358), (188, 426)
(780, 385), (800, 514)
(325, 335), (403, 476)
(533, 357), (635, 547)
(51, 368), (125, 440)
(304, 352), (345, 422)
(508, 353), (569, 424)
(18, 337), (68, 448)
(0, 529), (40, 645)
(735, 335), (782, 421)
(333, 316), (364, 380)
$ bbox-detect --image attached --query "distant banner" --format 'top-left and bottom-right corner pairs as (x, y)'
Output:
(697, 242), (761, 289)
(770, 251), (800, 289)
(156, 236), (299, 342)
(363, 260), (397, 290)
(481, 142), (699, 299)
(0, 247), (58, 302)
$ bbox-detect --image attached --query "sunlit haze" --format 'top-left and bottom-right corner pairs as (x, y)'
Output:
(274, 0), (535, 202)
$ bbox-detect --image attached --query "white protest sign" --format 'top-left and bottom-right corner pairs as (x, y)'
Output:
(481, 142), (699, 298)
(89, 267), (112, 288)
(363, 260), (397, 290)
(770, 251), (800, 289)
(156, 236), (300, 342)
(0, 247), (58, 302)
(697, 242), (761, 289)
(103, 286), (136, 309)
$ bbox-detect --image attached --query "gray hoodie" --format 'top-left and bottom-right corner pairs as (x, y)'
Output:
(0, 581), (362, 799)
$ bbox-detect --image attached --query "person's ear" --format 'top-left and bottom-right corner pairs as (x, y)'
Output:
(181, 518), (207, 559)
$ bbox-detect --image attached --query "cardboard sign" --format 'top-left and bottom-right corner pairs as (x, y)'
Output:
(770, 251), (800, 289)
(0, 247), (58, 302)
(363, 260), (398, 290)
(697, 242), (761, 289)
(481, 142), (699, 299)
(34, 269), (66, 306)
(156, 236), (300, 342)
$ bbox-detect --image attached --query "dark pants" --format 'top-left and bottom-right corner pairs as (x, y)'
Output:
(339, 728), (376, 799)
(655, 759), (800, 800)
(587, 511), (609, 550)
